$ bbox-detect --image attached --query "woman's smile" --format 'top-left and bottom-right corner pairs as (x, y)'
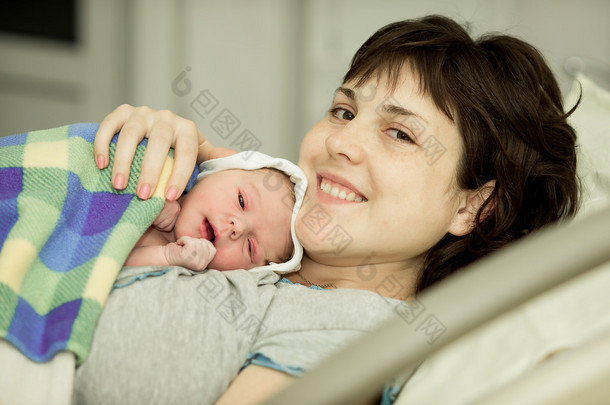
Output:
(317, 173), (368, 203)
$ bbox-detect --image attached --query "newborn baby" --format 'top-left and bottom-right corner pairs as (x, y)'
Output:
(125, 151), (305, 272)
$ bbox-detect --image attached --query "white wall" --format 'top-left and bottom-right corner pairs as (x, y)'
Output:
(168, 0), (303, 161)
(297, 0), (610, 140)
(0, 0), (129, 135)
(1, 0), (608, 162)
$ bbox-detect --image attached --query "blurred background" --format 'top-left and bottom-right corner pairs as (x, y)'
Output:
(0, 0), (608, 162)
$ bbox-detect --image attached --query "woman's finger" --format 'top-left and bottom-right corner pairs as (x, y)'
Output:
(93, 104), (135, 169)
(111, 118), (147, 190)
(197, 138), (217, 163)
(197, 136), (237, 162)
(136, 121), (174, 199)
(166, 121), (199, 200)
(211, 147), (238, 159)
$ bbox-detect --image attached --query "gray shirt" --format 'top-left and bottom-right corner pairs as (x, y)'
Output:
(73, 266), (401, 405)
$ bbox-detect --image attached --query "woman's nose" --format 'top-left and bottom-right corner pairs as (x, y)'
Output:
(325, 121), (366, 164)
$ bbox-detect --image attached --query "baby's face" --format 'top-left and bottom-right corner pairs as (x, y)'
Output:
(175, 169), (294, 270)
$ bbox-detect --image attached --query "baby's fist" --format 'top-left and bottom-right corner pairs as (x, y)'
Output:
(164, 236), (216, 271)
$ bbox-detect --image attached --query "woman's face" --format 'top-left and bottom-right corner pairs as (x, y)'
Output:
(296, 71), (472, 271)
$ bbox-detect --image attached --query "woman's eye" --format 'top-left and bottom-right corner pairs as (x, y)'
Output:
(387, 128), (415, 144)
(238, 192), (245, 209)
(330, 107), (355, 121)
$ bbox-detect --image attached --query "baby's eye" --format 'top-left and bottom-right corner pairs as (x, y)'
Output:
(247, 239), (254, 262)
(238, 192), (245, 209)
(330, 107), (355, 121)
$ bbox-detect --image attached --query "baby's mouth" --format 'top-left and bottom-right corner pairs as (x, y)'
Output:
(201, 218), (216, 244)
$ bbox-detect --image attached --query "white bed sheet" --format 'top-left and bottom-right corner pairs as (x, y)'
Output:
(0, 339), (75, 405)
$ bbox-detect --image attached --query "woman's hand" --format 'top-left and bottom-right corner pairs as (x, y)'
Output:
(94, 104), (235, 200)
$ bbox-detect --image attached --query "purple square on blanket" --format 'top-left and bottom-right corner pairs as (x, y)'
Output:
(39, 172), (133, 272)
(60, 171), (133, 236)
(83, 191), (133, 236)
(0, 168), (21, 246)
(0, 167), (23, 197)
(8, 298), (81, 361)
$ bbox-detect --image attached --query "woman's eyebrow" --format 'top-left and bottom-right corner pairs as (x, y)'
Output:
(336, 86), (430, 126)
(335, 86), (356, 100)
(381, 103), (430, 126)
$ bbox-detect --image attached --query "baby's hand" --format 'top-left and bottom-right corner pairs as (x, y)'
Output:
(153, 200), (181, 232)
(164, 236), (216, 271)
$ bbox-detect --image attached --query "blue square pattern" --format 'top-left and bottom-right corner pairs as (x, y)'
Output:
(39, 172), (133, 272)
(8, 297), (82, 362)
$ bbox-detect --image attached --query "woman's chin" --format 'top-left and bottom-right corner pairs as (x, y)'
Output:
(295, 224), (354, 260)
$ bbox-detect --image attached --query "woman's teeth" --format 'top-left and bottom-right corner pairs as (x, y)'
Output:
(320, 180), (364, 202)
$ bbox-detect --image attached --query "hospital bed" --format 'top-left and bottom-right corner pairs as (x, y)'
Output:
(1, 72), (609, 405)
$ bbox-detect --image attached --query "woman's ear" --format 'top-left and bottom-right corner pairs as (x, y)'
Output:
(449, 180), (496, 236)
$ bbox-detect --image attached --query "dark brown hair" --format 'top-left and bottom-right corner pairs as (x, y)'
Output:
(343, 15), (580, 293)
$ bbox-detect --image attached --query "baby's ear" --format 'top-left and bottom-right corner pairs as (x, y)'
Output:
(448, 180), (496, 236)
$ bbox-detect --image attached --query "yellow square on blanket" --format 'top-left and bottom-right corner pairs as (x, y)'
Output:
(82, 256), (120, 305)
(23, 140), (69, 169)
(152, 155), (175, 198)
(0, 238), (37, 292)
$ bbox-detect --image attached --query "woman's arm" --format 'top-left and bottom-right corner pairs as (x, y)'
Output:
(94, 104), (234, 201)
(214, 365), (295, 405)
(215, 366), (378, 405)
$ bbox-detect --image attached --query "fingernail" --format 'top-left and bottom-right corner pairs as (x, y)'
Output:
(96, 155), (106, 169)
(165, 186), (178, 201)
(113, 174), (125, 190)
(137, 183), (151, 200)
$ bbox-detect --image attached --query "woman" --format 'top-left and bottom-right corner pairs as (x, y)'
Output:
(78, 15), (578, 404)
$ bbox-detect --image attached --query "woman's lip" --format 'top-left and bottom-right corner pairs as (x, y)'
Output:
(317, 172), (367, 201)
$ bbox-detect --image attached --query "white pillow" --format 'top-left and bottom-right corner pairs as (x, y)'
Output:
(566, 74), (610, 219)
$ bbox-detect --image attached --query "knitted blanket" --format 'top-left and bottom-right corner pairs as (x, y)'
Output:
(0, 123), (196, 364)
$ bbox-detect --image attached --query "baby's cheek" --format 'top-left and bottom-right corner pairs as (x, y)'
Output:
(172, 219), (186, 239)
(209, 247), (247, 271)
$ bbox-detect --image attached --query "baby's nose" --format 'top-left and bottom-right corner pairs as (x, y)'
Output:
(229, 216), (247, 240)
